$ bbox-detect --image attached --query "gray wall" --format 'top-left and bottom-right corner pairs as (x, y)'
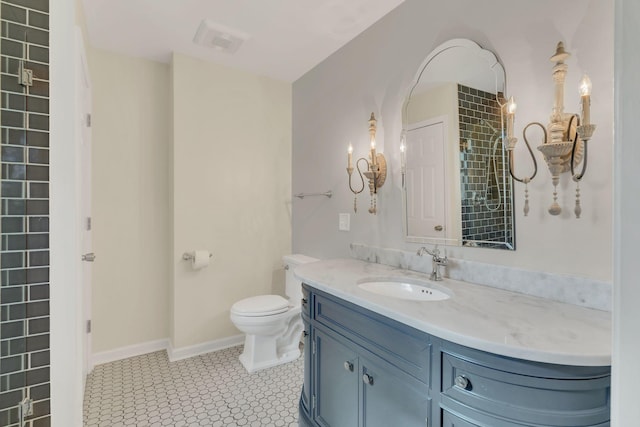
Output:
(292, 0), (614, 281)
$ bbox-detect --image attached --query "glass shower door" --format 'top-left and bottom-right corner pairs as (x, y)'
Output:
(0, 0), (51, 425)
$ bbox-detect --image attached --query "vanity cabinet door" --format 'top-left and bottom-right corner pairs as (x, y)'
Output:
(301, 321), (312, 414)
(314, 329), (359, 427)
(361, 355), (430, 427)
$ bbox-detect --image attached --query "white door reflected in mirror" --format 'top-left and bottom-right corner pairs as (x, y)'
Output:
(405, 118), (448, 239)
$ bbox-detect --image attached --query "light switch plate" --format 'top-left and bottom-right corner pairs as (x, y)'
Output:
(339, 213), (350, 231)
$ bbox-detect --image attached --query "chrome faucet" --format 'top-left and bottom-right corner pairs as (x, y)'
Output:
(417, 245), (448, 281)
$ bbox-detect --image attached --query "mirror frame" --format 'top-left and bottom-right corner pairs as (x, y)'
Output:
(401, 38), (514, 249)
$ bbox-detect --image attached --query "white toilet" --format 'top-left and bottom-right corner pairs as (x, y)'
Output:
(230, 254), (318, 373)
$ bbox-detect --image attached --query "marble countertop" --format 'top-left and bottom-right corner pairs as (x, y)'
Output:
(295, 258), (611, 366)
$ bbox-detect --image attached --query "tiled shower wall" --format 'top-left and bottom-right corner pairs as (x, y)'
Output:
(458, 84), (513, 248)
(0, 0), (50, 426)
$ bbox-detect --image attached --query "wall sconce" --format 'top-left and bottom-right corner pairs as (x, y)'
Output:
(346, 113), (387, 214)
(507, 42), (596, 218)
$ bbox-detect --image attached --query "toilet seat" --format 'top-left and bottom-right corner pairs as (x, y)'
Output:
(231, 295), (289, 317)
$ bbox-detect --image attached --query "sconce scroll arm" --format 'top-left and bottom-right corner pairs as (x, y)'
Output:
(509, 122), (541, 183)
(571, 141), (588, 183)
(348, 157), (367, 195)
(569, 114), (588, 182)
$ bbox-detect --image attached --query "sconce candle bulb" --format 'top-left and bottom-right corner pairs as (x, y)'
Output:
(370, 139), (377, 166)
(347, 143), (353, 169)
(369, 112), (378, 167)
(507, 96), (517, 114)
(579, 74), (592, 126)
(506, 96), (517, 140)
(579, 73), (592, 96)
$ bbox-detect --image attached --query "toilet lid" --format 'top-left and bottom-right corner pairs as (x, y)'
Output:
(231, 295), (290, 317)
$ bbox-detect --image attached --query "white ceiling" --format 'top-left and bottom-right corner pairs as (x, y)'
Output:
(81, 0), (405, 82)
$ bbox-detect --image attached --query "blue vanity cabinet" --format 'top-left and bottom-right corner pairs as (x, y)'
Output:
(298, 283), (611, 427)
(300, 284), (432, 427)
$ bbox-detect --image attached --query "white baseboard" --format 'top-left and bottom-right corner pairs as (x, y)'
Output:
(92, 339), (170, 367)
(168, 335), (244, 362)
(90, 335), (245, 367)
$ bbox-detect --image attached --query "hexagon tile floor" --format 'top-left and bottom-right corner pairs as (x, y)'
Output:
(83, 345), (303, 427)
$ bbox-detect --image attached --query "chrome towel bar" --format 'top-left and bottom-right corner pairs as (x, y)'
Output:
(294, 190), (332, 199)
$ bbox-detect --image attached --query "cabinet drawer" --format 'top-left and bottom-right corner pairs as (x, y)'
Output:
(312, 288), (430, 383)
(442, 409), (533, 427)
(442, 410), (479, 427)
(441, 352), (610, 426)
(443, 407), (610, 427)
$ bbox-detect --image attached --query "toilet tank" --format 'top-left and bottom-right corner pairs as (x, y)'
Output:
(283, 254), (318, 303)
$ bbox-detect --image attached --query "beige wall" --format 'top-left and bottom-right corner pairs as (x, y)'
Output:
(89, 49), (172, 353)
(88, 49), (291, 354)
(171, 53), (292, 349)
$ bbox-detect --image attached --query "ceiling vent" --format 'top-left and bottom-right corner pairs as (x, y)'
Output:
(193, 19), (249, 54)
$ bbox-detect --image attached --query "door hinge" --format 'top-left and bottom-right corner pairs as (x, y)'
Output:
(312, 395), (316, 409)
(312, 341), (316, 355)
(19, 397), (33, 420)
(86, 113), (92, 127)
(86, 320), (92, 334)
(86, 217), (92, 231)
(18, 61), (33, 87)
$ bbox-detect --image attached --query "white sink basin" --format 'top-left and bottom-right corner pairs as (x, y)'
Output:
(357, 277), (452, 301)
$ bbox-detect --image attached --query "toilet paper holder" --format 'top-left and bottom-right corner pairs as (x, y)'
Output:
(182, 251), (213, 261)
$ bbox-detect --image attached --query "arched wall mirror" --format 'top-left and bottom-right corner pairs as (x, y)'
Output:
(401, 39), (515, 250)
